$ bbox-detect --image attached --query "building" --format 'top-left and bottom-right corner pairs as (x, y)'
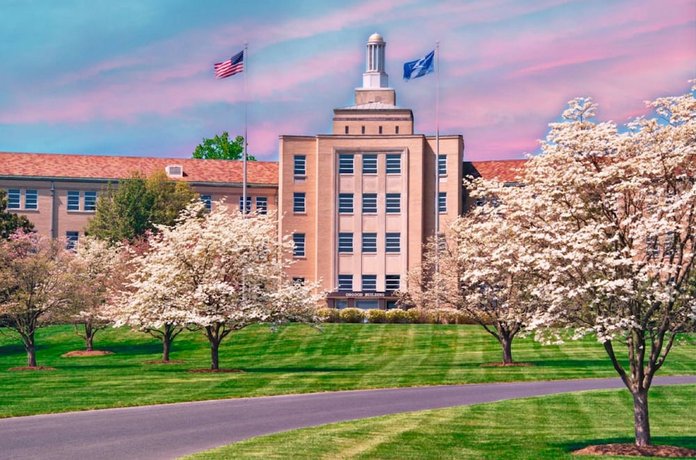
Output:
(0, 152), (279, 247)
(278, 33), (467, 309)
(1, 33), (525, 309)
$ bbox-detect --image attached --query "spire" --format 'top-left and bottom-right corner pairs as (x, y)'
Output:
(363, 33), (388, 89)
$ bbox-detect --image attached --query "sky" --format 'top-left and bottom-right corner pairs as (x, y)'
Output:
(1, 0), (694, 162)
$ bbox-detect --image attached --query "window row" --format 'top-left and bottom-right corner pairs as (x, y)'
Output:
(337, 193), (404, 214)
(199, 195), (268, 214)
(338, 153), (402, 175)
(67, 190), (98, 212)
(342, 125), (401, 135)
(292, 154), (447, 177)
(338, 232), (401, 253)
(6, 189), (37, 210)
(337, 274), (401, 292)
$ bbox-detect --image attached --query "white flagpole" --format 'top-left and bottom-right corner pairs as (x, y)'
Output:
(242, 42), (248, 216)
(434, 41), (440, 309)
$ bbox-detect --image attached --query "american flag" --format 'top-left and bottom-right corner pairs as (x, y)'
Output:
(214, 50), (244, 79)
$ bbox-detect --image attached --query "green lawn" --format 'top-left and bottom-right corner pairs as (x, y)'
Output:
(0, 324), (693, 418)
(186, 385), (696, 460)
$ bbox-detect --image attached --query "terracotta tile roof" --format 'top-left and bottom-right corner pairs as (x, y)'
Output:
(466, 159), (527, 183)
(0, 152), (278, 186)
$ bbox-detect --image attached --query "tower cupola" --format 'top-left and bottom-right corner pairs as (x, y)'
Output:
(363, 33), (388, 89)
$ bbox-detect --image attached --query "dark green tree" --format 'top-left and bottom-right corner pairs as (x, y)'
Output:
(192, 132), (256, 161)
(0, 189), (34, 239)
(86, 171), (196, 244)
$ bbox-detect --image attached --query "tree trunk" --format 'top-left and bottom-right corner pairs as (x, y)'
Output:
(24, 332), (37, 367)
(632, 389), (651, 447)
(501, 337), (513, 364)
(85, 324), (94, 352)
(210, 340), (219, 370)
(162, 335), (171, 362)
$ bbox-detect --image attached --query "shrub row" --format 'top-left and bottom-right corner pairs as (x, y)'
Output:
(316, 307), (481, 325)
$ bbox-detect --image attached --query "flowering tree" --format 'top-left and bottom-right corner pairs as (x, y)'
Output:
(0, 231), (69, 367)
(62, 237), (124, 351)
(414, 186), (539, 364)
(121, 203), (322, 369)
(507, 86), (695, 447)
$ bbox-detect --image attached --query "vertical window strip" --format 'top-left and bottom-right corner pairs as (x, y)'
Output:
(66, 231), (79, 250)
(338, 232), (353, 253)
(385, 193), (401, 213)
(84, 191), (97, 212)
(339, 154), (354, 174)
(293, 155), (306, 176)
(256, 196), (268, 214)
(338, 193), (354, 213)
(24, 190), (38, 210)
(385, 275), (401, 291)
(338, 274), (353, 292)
(438, 192), (447, 213)
(385, 232), (401, 253)
(292, 233), (305, 257)
(386, 154), (401, 174)
(239, 196), (252, 214)
(362, 233), (377, 253)
(438, 154), (447, 176)
(362, 275), (377, 292)
(7, 189), (21, 209)
(362, 193), (377, 213)
(362, 154), (377, 174)
(293, 192), (306, 213)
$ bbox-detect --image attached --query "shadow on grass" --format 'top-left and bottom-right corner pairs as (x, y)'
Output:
(0, 343), (25, 355)
(240, 366), (359, 373)
(527, 359), (613, 368)
(100, 342), (164, 356)
(562, 436), (696, 453)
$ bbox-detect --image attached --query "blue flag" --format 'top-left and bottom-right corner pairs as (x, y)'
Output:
(403, 50), (435, 80)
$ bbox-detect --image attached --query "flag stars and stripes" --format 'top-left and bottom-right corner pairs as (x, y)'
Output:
(214, 50), (244, 79)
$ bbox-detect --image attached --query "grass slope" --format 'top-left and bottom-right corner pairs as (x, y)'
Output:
(186, 385), (696, 460)
(0, 324), (693, 418)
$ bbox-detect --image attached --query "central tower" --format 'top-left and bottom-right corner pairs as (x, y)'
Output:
(355, 33), (396, 106)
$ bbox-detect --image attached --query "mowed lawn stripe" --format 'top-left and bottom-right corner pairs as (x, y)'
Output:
(0, 324), (694, 418)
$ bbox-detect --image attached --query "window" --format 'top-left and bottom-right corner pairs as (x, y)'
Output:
(293, 192), (306, 213)
(24, 190), (37, 210)
(292, 277), (305, 285)
(362, 193), (377, 213)
(378, 126), (383, 134)
(386, 232), (400, 253)
(362, 275), (377, 292)
(338, 193), (354, 213)
(386, 193), (401, 213)
(66, 231), (79, 250)
(7, 189), (20, 209)
(339, 154), (354, 174)
(386, 154), (401, 174)
(647, 235), (659, 259)
(395, 126), (399, 134)
(84, 191), (97, 212)
(292, 233), (305, 257)
(362, 154), (377, 174)
(664, 231), (676, 256)
(338, 274), (353, 292)
(361, 126), (365, 134)
(239, 196), (252, 214)
(438, 155), (447, 176)
(338, 232), (353, 253)
(256, 196), (268, 214)
(362, 233), (377, 253)
(385, 275), (401, 291)
(293, 155), (306, 176)
(199, 194), (212, 211)
(438, 192), (447, 213)
(356, 299), (379, 309)
(67, 191), (80, 211)
(344, 126), (349, 134)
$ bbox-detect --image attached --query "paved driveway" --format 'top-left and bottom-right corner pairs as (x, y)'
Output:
(1, 376), (694, 459)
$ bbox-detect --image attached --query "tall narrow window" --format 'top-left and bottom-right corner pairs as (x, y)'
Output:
(338, 193), (354, 213)
(362, 275), (377, 292)
(362, 193), (377, 213)
(385, 275), (401, 291)
(338, 154), (354, 174)
(338, 233), (353, 253)
(292, 233), (305, 257)
(66, 231), (79, 250)
(438, 154), (447, 176)
(438, 192), (447, 213)
(385, 233), (401, 253)
(386, 154), (401, 174)
(378, 126), (383, 134)
(362, 154), (377, 174)
(293, 155), (306, 176)
(84, 191), (97, 212)
(395, 126), (399, 134)
(256, 196), (268, 214)
(664, 231), (676, 256)
(24, 190), (38, 210)
(385, 193), (401, 213)
(338, 274), (353, 292)
(7, 189), (20, 209)
(200, 194), (212, 211)
(293, 192), (306, 213)
(361, 126), (365, 134)
(344, 126), (349, 134)
(67, 190), (80, 211)
(239, 196), (252, 214)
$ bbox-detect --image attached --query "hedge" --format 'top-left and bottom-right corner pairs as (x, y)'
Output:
(315, 307), (480, 325)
